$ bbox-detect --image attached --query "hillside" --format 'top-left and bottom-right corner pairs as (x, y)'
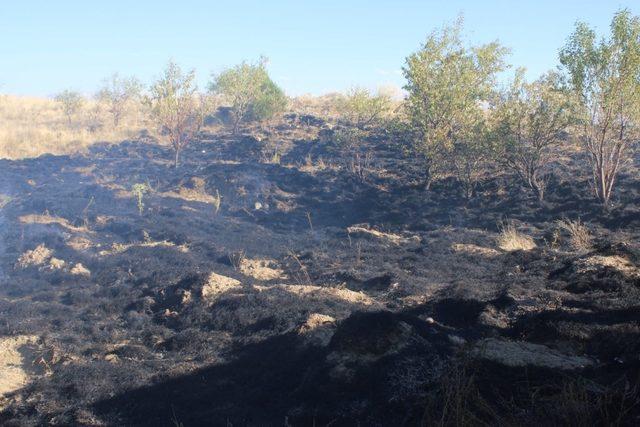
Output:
(0, 115), (639, 425)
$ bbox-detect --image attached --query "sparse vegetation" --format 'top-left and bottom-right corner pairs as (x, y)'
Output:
(131, 183), (150, 215)
(492, 70), (575, 201)
(497, 223), (536, 251)
(146, 61), (199, 168)
(209, 57), (287, 134)
(557, 218), (593, 252)
(96, 73), (143, 127)
(54, 89), (85, 125)
(560, 9), (640, 207)
(1, 7), (640, 427)
(403, 18), (508, 189)
(337, 87), (392, 128)
(211, 189), (221, 214)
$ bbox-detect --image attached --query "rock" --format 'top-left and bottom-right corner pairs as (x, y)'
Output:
(104, 354), (119, 363)
(478, 305), (509, 329)
(201, 272), (242, 301)
(329, 311), (414, 357)
(448, 335), (466, 346)
(472, 338), (593, 370)
(297, 313), (336, 347)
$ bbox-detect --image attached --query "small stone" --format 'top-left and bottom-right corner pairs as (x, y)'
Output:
(473, 338), (593, 370)
(448, 335), (466, 346)
(104, 354), (119, 363)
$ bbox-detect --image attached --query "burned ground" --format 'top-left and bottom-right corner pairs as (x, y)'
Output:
(0, 117), (639, 426)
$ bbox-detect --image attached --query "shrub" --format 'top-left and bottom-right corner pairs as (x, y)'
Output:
(403, 18), (508, 190)
(497, 223), (536, 251)
(54, 90), (84, 125)
(146, 61), (198, 167)
(209, 57), (287, 134)
(96, 73), (143, 127)
(556, 218), (592, 252)
(131, 183), (150, 215)
(332, 127), (374, 181)
(336, 87), (392, 128)
(491, 70), (575, 201)
(560, 9), (640, 207)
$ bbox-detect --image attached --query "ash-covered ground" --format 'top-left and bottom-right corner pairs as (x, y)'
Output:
(1, 116), (639, 426)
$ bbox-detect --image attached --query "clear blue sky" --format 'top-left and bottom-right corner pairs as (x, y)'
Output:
(0, 0), (637, 97)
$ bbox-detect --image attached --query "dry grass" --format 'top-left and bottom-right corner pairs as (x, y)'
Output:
(0, 95), (148, 159)
(289, 93), (344, 119)
(0, 335), (42, 399)
(557, 218), (593, 252)
(497, 224), (536, 251)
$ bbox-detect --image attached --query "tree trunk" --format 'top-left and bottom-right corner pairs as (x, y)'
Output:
(424, 161), (433, 191)
(174, 147), (181, 168)
(233, 115), (241, 135)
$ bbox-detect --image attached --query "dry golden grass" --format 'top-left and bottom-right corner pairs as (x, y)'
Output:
(497, 224), (536, 251)
(557, 218), (593, 252)
(0, 95), (148, 159)
(0, 335), (42, 400)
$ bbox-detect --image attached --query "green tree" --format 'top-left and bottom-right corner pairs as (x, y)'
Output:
(97, 73), (143, 127)
(54, 90), (84, 125)
(492, 70), (575, 202)
(559, 9), (640, 207)
(402, 19), (508, 190)
(146, 61), (198, 168)
(209, 57), (287, 134)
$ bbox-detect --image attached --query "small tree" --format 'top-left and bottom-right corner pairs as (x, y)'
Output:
(337, 87), (392, 128)
(209, 57), (287, 134)
(146, 61), (198, 168)
(194, 93), (219, 133)
(450, 121), (494, 199)
(402, 19), (508, 189)
(54, 90), (84, 125)
(492, 70), (575, 202)
(97, 73), (143, 127)
(560, 9), (640, 207)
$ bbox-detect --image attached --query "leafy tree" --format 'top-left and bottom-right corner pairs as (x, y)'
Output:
(492, 70), (575, 202)
(96, 73), (143, 127)
(337, 87), (392, 128)
(146, 61), (198, 168)
(402, 19), (508, 190)
(54, 90), (84, 125)
(559, 9), (640, 207)
(209, 57), (287, 134)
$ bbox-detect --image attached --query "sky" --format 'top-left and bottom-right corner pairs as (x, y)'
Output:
(0, 0), (637, 98)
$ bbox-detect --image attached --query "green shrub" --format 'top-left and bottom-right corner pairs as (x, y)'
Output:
(209, 57), (287, 133)
(146, 61), (198, 167)
(403, 18), (508, 190)
(337, 87), (392, 128)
